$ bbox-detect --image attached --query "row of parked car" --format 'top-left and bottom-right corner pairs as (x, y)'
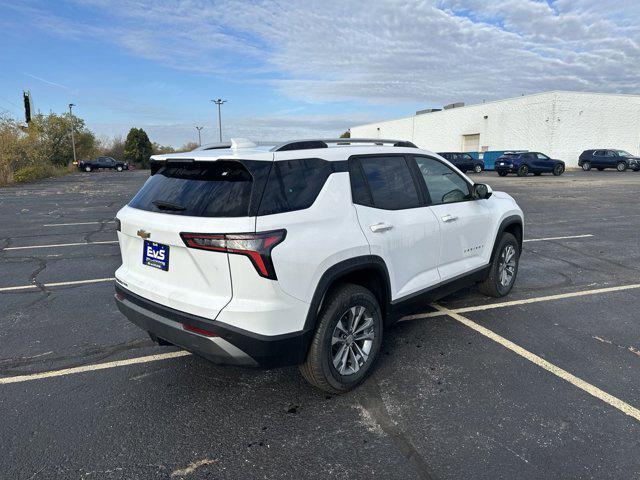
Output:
(440, 148), (640, 177)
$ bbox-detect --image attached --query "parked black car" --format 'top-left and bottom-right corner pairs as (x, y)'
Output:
(78, 157), (129, 172)
(438, 152), (484, 173)
(494, 151), (565, 177)
(578, 149), (640, 172)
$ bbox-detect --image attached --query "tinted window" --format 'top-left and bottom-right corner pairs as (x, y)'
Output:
(414, 156), (471, 205)
(129, 161), (254, 217)
(258, 158), (333, 216)
(605, 150), (615, 157)
(356, 156), (421, 210)
(536, 153), (549, 160)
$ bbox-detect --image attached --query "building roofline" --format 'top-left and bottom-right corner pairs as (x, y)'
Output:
(352, 90), (640, 129)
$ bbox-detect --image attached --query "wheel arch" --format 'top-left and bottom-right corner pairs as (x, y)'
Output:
(490, 215), (523, 264)
(302, 256), (392, 344)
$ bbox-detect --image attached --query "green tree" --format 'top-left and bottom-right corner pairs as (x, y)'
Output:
(124, 128), (153, 168)
(339, 130), (350, 138)
(29, 112), (97, 166)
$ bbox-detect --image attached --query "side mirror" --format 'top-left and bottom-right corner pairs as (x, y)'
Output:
(472, 183), (492, 200)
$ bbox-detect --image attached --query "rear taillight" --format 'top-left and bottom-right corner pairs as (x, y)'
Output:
(180, 230), (286, 280)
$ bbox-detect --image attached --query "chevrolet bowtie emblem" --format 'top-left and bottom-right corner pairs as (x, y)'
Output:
(137, 229), (151, 239)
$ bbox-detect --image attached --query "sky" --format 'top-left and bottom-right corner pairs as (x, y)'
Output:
(1, 0), (639, 147)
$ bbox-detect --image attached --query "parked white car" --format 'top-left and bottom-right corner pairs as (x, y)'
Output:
(114, 138), (523, 393)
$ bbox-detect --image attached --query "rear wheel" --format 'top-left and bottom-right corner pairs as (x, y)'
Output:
(84, 166), (92, 172)
(582, 161), (591, 171)
(299, 284), (383, 393)
(553, 163), (564, 176)
(473, 164), (483, 173)
(116, 166), (123, 172)
(517, 165), (529, 177)
(497, 171), (508, 177)
(617, 162), (627, 172)
(478, 233), (520, 298)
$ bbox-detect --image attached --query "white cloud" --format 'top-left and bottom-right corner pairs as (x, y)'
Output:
(59, 0), (640, 105)
(19, 0), (640, 143)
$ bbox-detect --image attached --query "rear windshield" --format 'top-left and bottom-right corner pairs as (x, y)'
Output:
(129, 161), (255, 217)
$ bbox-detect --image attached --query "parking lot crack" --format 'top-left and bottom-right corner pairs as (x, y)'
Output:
(593, 336), (640, 359)
(358, 382), (438, 480)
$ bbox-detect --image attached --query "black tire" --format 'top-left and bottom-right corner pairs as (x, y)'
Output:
(597, 167), (604, 171)
(299, 284), (383, 394)
(582, 161), (591, 171)
(477, 233), (520, 298)
(497, 171), (508, 177)
(553, 163), (564, 176)
(84, 166), (92, 172)
(473, 164), (483, 174)
(517, 164), (529, 177)
(116, 166), (123, 172)
(617, 162), (627, 172)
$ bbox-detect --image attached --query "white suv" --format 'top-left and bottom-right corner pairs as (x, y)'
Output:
(114, 138), (523, 393)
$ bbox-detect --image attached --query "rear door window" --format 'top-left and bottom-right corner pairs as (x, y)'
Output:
(351, 156), (421, 210)
(129, 161), (256, 217)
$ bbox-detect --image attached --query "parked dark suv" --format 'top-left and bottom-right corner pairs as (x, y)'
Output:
(578, 149), (640, 172)
(494, 151), (565, 177)
(79, 157), (129, 172)
(438, 152), (484, 173)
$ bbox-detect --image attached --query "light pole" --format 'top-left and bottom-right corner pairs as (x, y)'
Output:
(68, 103), (77, 166)
(195, 126), (204, 146)
(211, 98), (226, 142)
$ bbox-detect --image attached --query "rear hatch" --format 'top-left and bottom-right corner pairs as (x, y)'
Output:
(115, 159), (271, 320)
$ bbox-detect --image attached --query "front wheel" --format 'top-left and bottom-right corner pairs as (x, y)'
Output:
(116, 166), (123, 172)
(582, 161), (591, 171)
(478, 233), (520, 298)
(517, 165), (529, 177)
(299, 284), (383, 394)
(617, 162), (627, 172)
(553, 164), (565, 176)
(84, 166), (92, 172)
(473, 164), (483, 174)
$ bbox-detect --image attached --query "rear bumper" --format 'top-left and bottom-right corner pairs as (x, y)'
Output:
(114, 284), (310, 368)
(495, 164), (515, 173)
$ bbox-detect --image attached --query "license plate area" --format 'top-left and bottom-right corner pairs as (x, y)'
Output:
(143, 240), (170, 271)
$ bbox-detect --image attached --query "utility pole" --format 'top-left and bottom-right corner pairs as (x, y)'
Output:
(195, 126), (204, 146)
(68, 103), (77, 166)
(211, 98), (226, 142)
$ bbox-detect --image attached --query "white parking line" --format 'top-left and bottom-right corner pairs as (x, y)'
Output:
(43, 221), (115, 227)
(2, 281), (639, 391)
(402, 283), (640, 321)
(524, 234), (594, 243)
(434, 304), (640, 422)
(0, 351), (192, 385)
(0, 277), (115, 292)
(3, 240), (118, 251)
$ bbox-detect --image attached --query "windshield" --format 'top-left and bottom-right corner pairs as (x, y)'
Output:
(616, 150), (633, 157)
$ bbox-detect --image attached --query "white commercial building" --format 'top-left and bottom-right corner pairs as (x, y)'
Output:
(350, 91), (640, 168)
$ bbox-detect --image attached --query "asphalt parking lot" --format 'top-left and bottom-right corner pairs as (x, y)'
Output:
(1, 169), (639, 479)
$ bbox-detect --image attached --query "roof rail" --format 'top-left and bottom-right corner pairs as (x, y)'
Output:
(270, 138), (417, 152)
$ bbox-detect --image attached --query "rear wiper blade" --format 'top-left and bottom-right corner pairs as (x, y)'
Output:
(152, 200), (186, 211)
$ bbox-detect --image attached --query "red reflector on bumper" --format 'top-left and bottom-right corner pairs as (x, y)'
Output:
(182, 323), (219, 337)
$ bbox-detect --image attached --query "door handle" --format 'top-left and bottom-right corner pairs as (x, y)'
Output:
(441, 214), (458, 223)
(370, 222), (394, 233)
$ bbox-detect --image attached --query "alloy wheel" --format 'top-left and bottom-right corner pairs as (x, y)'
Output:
(498, 244), (517, 287)
(331, 306), (375, 376)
